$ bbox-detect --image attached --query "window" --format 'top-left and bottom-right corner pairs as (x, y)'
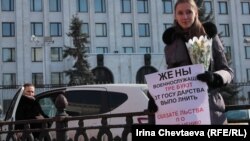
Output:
(51, 72), (64, 85)
(95, 23), (107, 37)
(219, 24), (230, 37)
(247, 69), (250, 81)
(32, 73), (43, 85)
(31, 22), (43, 36)
(95, 0), (106, 13)
(139, 23), (150, 37)
(122, 23), (132, 37)
(3, 73), (16, 86)
(49, 0), (61, 12)
(38, 97), (56, 117)
(85, 47), (90, 53)
(50, 22), (62, 36)
(81, 23), (89, 36)
(121, 0), (131, 13)
(78, 0), (88, 12)
(241, 2), (250, 15)
(162, 0), (172, 14)
(2, 22), (15, 37)
(64, 90), (127, 116)
(204, 1), (212, 14)
(30, 0), (42, 12)
(123, 47), (134, 53)
(164, 23), (173, 30)
(3, 99), (12, 114)
(32, 47), (43, 62)
(2, 48), (15, 62)
(139, 47), (151, 53)
(243, 24), (250, 37)
(96, 47), (108, 54)
(66, 90), (108, 116)
(51, 47), (62, 61)
(218, 1), (228, 14)
(245, 46), (250, 59)
(137, 0), (148, 13)
(224, 46), (231, 60)
(1, 0), (14, 11)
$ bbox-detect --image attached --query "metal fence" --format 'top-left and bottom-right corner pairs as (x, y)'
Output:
(1, 83), (250, 115)
(0, 104), (249, 141)
(0, 110), (155, 141)
(0, 84), (250, 141)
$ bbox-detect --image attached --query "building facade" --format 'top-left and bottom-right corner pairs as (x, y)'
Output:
(0, 0), (250, 101)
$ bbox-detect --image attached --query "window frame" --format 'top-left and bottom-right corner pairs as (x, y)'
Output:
(122, 23), (132, 37)
(123, 47), (134, 53)
(138, 23), (150, 37)
(219, 24), (230, 37)
(137, 0), (148, 13)
(1, 0), (14, 11)
(241, 2), (250, 15)
(94, 0), (106, 13)
(243, 24), (250, 37)
(50, 22), (62, 37)
(218, 1), (228, 15)
(51, 72), (64, 85)
(51, 47), (63, 62)
(247, 68), (250, 82)
(31, 22), (43, 37)
(2, 48), (16, 62)
(49, 0), (61, 12)
(162, 0), (173, 14)
(204, 1), (212, 14)
(78, 0), (88, 12)
(121, 0), (131, 13)
(96, 47), (108, 54)
(31, 47), (43, 62)
(3, 73), (16, 86)
(32, 73), (44, 86)
(2, 22), (15, 37)
(139, 46), (151, 53)
(81, 23), (89, 36)
(30, 0), (42, 12)
(245, 46), (250, 59)
(95, 23), (107, 37)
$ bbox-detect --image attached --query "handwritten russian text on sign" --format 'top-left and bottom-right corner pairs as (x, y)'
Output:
(145, 64), (211, 125)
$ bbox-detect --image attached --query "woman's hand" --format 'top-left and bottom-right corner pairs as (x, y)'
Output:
(197, 71), (224, 88)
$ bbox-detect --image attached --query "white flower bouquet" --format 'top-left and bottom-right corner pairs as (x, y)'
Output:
(185, 35), (213, 71)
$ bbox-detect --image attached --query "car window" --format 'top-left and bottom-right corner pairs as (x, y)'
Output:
(109, 92), (128, 110)
(38, 98), (57, 117)
(65, 90), (109, 116)
(226, 109), (249, 120)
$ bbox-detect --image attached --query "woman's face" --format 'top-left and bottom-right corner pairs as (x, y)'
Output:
(175, 2), (197, 30)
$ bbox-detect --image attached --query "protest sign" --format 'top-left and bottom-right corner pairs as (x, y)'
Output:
(145, 64), (211, 125)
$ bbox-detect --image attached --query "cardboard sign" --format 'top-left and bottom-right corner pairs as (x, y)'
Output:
(145, 64), (211, 125)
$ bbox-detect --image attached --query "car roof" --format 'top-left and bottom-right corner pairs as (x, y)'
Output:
(70, 83), (148, 88)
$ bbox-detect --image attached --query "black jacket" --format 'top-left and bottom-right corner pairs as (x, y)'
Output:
(162, 22), (234, 125)
(15, 95), (48, 130)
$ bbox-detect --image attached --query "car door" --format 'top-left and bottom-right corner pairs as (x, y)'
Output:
(3, 87), (24, 122)
(64, 86), (111, 140)
(1, 87), (24, 140)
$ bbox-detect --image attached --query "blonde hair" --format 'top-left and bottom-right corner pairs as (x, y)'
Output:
(174, 0), (207, 39)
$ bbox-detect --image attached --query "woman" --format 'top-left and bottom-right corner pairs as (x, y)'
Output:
(162, 0), (233, 124)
